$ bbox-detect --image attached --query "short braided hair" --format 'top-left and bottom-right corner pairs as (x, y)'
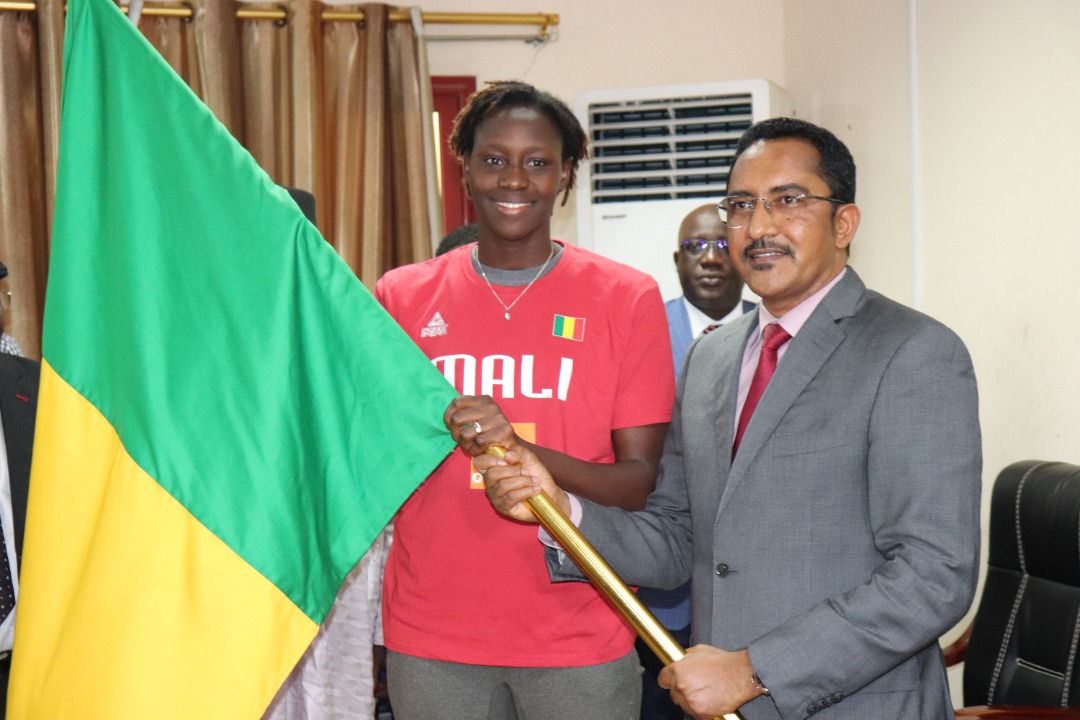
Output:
(449, 81), (588, 206)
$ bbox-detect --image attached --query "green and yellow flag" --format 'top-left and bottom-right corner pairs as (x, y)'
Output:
(9, 0), (456, 716)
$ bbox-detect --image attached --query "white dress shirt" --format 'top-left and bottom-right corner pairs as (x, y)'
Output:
(681, 297), (745, 339)
(0, 411), (19, 655)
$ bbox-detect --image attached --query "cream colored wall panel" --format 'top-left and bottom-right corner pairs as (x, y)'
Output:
(419, 0), (785, 245)
(783, 0), (913, 305)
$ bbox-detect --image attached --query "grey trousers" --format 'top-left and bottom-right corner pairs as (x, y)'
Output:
(387, 649), (642, 720)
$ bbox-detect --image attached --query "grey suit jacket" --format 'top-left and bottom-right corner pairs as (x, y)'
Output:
(665, 297), (757, 376)
(551, 269), (981, 719)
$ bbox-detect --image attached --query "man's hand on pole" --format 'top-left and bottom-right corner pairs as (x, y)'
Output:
(659, 646), (762, 719)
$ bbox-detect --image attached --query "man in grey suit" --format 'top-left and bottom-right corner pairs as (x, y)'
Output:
(477, 117), (981, 719)
(643, 203), (753, 720)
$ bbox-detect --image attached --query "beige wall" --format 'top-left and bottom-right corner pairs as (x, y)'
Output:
(915, 4), (1080, 698)
(422, 0), (1080, 705)
(918, 0), (1080, 474)
(421, 0), (785, 243)
(783, 0), (914, 304)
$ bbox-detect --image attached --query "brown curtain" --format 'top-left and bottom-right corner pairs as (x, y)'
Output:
(0, 1), (437, 358)
(0, 0), (63, 360)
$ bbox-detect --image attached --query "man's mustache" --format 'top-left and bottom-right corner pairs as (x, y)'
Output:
(742, 239), (793, 259)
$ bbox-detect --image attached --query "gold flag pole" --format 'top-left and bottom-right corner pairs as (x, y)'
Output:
(486, 446), (743, 720)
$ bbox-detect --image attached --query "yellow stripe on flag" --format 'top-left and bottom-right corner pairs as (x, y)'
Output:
(10, 362), (318, 719)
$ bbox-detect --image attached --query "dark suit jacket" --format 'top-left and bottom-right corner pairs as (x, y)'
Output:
(0, 354), (39, 718)
(0, 355), (37, 568)
(553, 269), (981, 719)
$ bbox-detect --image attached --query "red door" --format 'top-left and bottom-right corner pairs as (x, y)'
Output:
(431, 76), (476, 235)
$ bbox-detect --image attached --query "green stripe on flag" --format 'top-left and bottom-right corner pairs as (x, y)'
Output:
(553, 314), (585, 341)
(46, 0), (456, 623)
(553, 315), (566, 337)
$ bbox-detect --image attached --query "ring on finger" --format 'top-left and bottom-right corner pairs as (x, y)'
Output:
(471, 421), (482, 434)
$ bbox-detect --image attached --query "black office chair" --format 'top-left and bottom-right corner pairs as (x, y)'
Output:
(946, 460), (1080, 719)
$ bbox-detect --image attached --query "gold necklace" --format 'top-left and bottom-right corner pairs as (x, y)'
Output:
(474, 243), (555, 320)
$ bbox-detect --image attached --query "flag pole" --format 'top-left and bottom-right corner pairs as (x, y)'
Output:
(485, 446), (743, 720)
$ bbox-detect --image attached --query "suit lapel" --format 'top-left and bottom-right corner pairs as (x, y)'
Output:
(718, 270), (866, 518)
(696, 313), (756, 525)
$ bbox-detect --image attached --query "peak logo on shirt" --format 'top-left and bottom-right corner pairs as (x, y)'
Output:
(421, 312), (448, 338)
(552, 314), (585, 342)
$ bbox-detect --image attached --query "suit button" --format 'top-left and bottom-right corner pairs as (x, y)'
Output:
(715, 563), (729, 577)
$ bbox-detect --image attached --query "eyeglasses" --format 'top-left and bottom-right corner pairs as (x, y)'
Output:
(717, 192), (846, 228)
(678, 238), (729, 256)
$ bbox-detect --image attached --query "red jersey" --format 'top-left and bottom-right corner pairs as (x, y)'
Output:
(375, 242), (674, 666)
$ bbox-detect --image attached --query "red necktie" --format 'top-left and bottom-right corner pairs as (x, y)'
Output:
(733, 323), (791, 456)
(702, 323), (721, 335)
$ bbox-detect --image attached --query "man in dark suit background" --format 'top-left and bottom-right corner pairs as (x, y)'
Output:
(478, 117), (981, 719)
(664, 204), (754, 371)
(0, 352), (38, 717)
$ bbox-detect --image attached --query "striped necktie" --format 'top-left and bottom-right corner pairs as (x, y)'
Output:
(0, 517), (14, 620)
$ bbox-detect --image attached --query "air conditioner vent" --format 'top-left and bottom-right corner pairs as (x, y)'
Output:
(584, 92), (755, 205)
(676, 156), (728, 170)
(594, 160), (672, 175)
(674, 103), (750, 119)
(592, 108), (672, 124)
(676, 138), (738, 154)
(594, 142), (671, 158)
(595, 177), (672, 191)
(574, 79), (789, 300)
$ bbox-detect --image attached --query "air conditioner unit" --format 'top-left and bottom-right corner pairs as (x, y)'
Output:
(574, 79), (790, 301)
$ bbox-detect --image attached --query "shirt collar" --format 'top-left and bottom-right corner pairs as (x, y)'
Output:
(682, 296), (747, 338)
(755, 266), (848, 340)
